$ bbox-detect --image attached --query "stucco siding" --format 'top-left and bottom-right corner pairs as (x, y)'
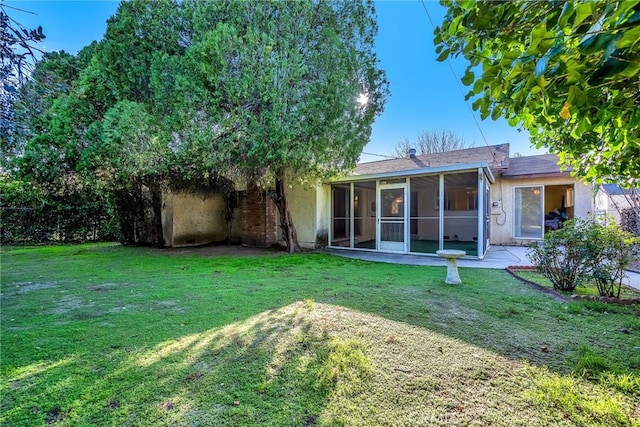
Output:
(162, 191), (228, 247)
(490, 176), (593, 245)
(315, 184), (331, 246)
(285, 184), (319, 249)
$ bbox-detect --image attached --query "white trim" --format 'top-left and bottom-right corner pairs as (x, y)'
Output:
(477, 168), (484, 257)
(349, 182), (354, 248)
(513, 185), (544, 240)
(377, 182), (408, 253)
(438, 174), (444, 251)
(332, 162), (495, 184)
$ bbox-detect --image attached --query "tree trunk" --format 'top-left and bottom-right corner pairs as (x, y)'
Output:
(273, 175), (301, 253)
(148, 182), (165, 248)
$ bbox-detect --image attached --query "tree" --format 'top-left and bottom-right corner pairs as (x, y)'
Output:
(435, 0), (640, 185)
(393, 129), (472, 157)
(12, 0), (388, 251)
(172, 0), (388, 252)
(1, 3), (45, 161)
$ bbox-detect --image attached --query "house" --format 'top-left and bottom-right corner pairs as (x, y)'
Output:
(594, 184), (639, 226)
(285, 143), (594, 259)
(162, 143), (596, 259)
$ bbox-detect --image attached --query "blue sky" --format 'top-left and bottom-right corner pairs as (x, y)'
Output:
(6, 0), (543, 162)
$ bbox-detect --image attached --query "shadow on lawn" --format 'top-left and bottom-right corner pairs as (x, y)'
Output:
(2, 304), (342, 426)
(2, 245), (639, 425)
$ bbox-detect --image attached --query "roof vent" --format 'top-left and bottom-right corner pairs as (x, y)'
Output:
(408, 148), (417, 159)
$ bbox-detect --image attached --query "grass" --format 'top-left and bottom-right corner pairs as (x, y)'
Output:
(1, 243), (639, 426)
(515, 269), (640, 299)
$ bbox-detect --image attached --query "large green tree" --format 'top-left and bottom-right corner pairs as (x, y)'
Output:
(169, 0), (388, 251)
(435, 0), (640, 184)
(14, 0), (388, 251)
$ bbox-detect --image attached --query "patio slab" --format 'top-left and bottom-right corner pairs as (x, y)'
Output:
(321, 245), (640, 291)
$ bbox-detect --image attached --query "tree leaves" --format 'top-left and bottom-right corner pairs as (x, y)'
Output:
(435, 0), (640, 183)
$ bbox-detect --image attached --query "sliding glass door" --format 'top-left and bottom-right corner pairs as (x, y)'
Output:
(514, 186), (543, 239)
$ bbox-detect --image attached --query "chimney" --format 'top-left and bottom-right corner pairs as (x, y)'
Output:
(408, 148), (417, 159)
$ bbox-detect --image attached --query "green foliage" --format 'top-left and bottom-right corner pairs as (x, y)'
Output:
(527, 217), (640, 294)
(1, 4), (46, 154)
(0, 175), (116, 243)
(574, 345), (611, 378)
(170, 0), (389, 251)
(8, 0), (388, 250)
(527, 218), (591, 291)
(436, 0), (640, 183)
(581, 219), (640, 297)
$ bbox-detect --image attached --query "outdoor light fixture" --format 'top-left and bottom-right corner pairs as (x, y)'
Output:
(532, 188), (541, 196)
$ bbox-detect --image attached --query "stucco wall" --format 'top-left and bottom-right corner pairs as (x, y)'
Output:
(162, 191), (239, 247)
(278, 183), (331, 250)
(490, 176), (593, 245)
(284, 184), (318, 249)
(316, 184), (331, 246)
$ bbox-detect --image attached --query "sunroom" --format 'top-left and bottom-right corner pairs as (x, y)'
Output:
(329, 163), (494, 259)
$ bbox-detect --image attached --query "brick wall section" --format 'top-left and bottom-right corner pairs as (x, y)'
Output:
(240, 183), (278, 247)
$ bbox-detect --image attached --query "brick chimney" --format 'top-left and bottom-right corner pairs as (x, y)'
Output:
(240, 183), (277, 247)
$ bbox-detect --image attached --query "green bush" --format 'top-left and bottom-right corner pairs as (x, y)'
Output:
(0, 175), (117, 243)
(527, 217), (639, 295)
(526, 218), (591, 292)
(582, 220), (639, 297)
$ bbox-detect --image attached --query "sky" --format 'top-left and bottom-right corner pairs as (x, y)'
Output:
(5, 0), (544, 162)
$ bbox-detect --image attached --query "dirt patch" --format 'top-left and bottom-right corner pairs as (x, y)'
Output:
(46, 295), (95, 315)
(429, 299), (479, 322)
(91, 283), (118, 292)
(8, 282), (58, 295)
(158, 400), (174, 411)
(302, 414), (318, 426)
(45, 406), (66, 424)
(155, 300), (185, 313)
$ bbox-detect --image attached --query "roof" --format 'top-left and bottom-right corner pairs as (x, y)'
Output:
(601, 183), (636, 196)
(500, 153), (571, 179)
(353, 143), (509, 176)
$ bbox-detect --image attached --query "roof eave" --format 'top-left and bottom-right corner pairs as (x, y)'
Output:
(501, 172), (572, 180)
(331, 162), (495, 184)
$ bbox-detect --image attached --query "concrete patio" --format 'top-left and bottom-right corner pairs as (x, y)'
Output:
(322, 245), (640, 291)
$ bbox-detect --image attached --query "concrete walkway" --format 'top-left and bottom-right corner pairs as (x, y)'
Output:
(322, 245), (640, 291)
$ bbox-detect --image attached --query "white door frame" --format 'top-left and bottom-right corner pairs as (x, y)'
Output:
(513, 185), (545, 239)
(377, 182), (408, 252)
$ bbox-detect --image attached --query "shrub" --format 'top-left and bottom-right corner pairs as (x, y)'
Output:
(527, 218), (591, 292)
(527, 217), (639, 296)
(582, 221), (639, 298)
(0, 175), (117, 243)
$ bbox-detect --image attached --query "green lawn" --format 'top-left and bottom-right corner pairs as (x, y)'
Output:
(514, 269), (640, 299)
(1, 243), (639, 426)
